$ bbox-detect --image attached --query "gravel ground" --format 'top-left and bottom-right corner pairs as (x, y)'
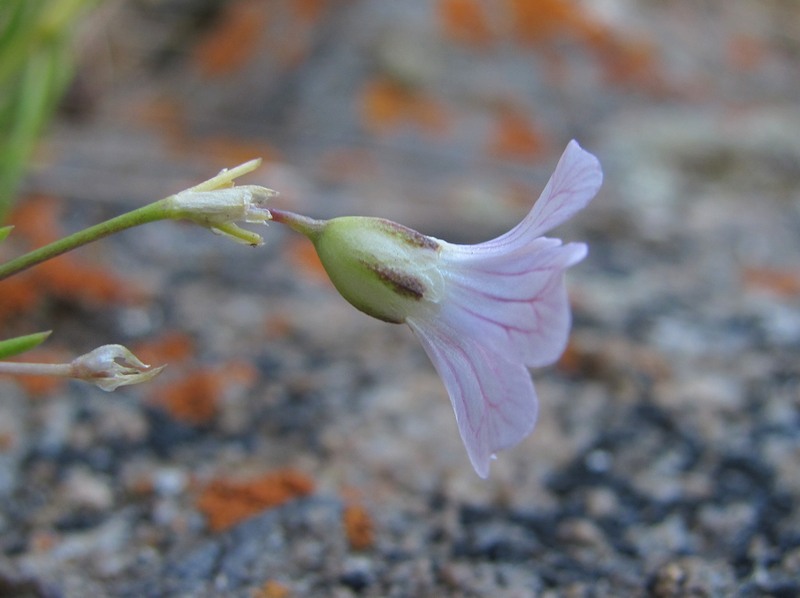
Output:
(2, 1), (799, 596)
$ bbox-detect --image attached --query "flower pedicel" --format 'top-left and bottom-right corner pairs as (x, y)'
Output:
(271, 140), (603, 477)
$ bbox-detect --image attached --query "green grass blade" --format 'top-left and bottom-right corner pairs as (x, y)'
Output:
(0, 330), (53, 359)
(0, 225), (13, 243)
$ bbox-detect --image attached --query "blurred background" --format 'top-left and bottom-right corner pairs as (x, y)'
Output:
(1, 1), (799, 596)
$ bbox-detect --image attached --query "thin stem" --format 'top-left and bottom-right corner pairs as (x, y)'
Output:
(0, 360), (71, 377)
(0, 158), (266, 280)
(0, 198), (171, 281)
(269, 208), (326, 240)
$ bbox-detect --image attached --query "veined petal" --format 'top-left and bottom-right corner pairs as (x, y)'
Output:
(407, 316), (538, 478)
(422, 140), (599, 370)
(483, 139), (602, 252)
(439, 241), (586, 367)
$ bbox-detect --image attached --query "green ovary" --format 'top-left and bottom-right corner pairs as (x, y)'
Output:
(312, 217), (443, 323)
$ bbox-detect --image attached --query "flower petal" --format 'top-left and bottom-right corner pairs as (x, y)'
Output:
(439, 240), (585, 367)
(485, 139), (602, 251)
(407, 316), (538, 478)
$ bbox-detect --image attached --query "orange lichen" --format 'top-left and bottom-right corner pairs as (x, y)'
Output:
(36, 256), (138, 307)
(11, 371), (67, 398)
(360, 78), (414, 133)
(504, 0), (661, 89)
(594, 36), (660, 88)
(197, 469), (315, 532)
(438, 0), (494, 47)
(291, 0), (328, 25)
(0, 276), (39, 324)
(360, 78), (449, 136)
(151, 361), (258, 425)
(133, 331), (196, 367)
(742, 266), (800, 297)
(487, 104), (546, 161)
(193, 0), (268, 77)
(343, 503), (374, 551)
(7, 194), (62, 246)
(253, 580), (292, 598)
(506, 0), (604, 47)
(7, 348), (70, 398)
(152, 368), (223, 425)
(1, 195), (143, 326)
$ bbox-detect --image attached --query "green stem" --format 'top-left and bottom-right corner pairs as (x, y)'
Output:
(0, 158), (266, 280)
(0, 198), (171, 281)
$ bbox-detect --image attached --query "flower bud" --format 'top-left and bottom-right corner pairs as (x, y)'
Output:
(70, 344), (165, 391)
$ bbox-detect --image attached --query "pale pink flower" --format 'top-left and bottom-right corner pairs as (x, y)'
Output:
(405, 140), (602, 476)
(271, 140), (602, 477)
